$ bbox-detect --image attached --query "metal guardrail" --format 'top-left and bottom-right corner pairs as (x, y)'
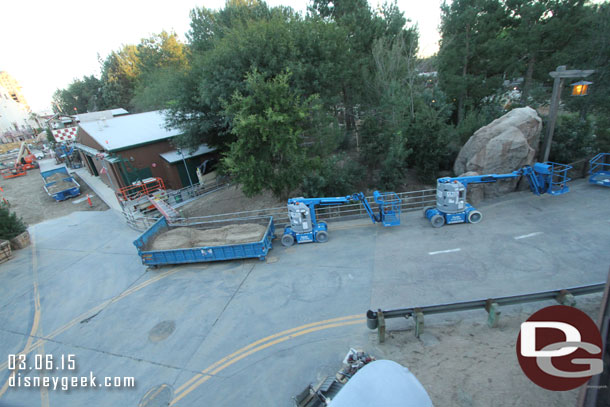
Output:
(123, 188), (437, 232)
(367, 282), (606, 342)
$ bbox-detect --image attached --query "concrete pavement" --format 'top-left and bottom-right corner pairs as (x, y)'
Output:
(0, 179), (608, 406)
(72, 167), (122, 212)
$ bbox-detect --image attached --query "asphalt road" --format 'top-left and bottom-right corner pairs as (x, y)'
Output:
(0, 179), (608, 406)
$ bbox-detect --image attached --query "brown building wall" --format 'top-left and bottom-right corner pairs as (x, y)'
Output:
(77, 126), (212, 191)
(114, 140), (182, 189)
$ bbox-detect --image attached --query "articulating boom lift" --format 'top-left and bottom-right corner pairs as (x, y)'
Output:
(281, 191), (401, 247)
(424, 162), (572, 228)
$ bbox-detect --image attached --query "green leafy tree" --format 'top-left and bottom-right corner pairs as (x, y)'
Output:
(311, 0), (413, 131)
(0, 207), (26, 240)
(168, 2), (296, 149)
(136, 31), (188, 75)
(100, 45), (140, 109)
(52, 75), (102, 114)
(222, 70), (321, 199)
(131, 68), (186, 112)
(187, 0), (278, 52)
(360, 32), (418, 187)
(131, 31), (189, 112)
(503, 0), (589, 104)
(438, 0), (508, 124)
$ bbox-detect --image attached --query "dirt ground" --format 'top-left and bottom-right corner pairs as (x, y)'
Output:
(179, 185), (284, 218)
(150, 223), (267, 250)
(0, 169), (109, 226)
(374, 295), (603, 407)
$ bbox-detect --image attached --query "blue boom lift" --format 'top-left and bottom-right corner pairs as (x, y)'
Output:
(589, 153), (610, 187)
(424, 162), (572, 228)
(281, 191), (401, 246)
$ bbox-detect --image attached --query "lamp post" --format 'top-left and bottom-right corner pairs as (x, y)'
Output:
(540, 66), (594, 163)
(177, 148), (193, 187)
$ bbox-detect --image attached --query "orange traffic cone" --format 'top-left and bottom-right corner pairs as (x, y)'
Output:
(86, 194), (93, 207)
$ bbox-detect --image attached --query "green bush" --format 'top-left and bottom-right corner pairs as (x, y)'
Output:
(0, 207), (27, 240)
(406, 103), (453, 183)
(302, 155), (364, 197)
(592, 113), (610, 153)
(548, 113), (597, 163)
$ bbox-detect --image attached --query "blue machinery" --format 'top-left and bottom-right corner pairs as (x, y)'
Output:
(424, 162), (572, 227)
(281, 191), (401, 246)
(589, 153), (610, 187)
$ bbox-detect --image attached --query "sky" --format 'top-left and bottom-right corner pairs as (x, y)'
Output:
(1, 0), (443, 112)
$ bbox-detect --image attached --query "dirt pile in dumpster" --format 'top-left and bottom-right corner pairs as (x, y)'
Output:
(45, 173), (69, 183)
(150, 223), (267, 250)
(47, 180), (77, 194)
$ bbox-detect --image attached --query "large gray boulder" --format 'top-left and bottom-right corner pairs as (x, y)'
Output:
(454, 107), (542, 200)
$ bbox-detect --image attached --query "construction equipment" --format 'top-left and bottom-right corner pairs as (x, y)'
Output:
(589, 153), (610, 187)
(39, 161), (81, 201)
(54, 144), (82, 169)
(1, 165), (27, 179)
(424, 162), (571, 227)
(294, 355), (432, 407)
(116, 177), (166, 203)
(15, 142), (39, 170)
(281, 191), (401, 247)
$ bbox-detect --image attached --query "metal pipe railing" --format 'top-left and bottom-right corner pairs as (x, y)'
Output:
(368, 283), (604, 323)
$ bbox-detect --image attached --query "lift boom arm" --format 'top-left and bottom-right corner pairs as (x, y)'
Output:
(287, 193), (382, 225)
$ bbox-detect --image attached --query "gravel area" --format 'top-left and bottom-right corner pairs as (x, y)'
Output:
(0, 169), (109, 225)
(375, 295), (603, 407)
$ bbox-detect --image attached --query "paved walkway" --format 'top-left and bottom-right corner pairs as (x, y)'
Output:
(72, 167), (122, 212)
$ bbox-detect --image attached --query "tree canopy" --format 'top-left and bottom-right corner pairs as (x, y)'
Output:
(52, 0), (609, 198)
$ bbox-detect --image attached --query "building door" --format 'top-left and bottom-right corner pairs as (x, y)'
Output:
(175, 158), (198, 188)
(86, 155), (99, 176)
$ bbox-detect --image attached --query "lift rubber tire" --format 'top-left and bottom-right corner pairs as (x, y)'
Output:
(281, 234), (295, 247)
(430, 214), (445, 228)
(467, 210), (483, 224)
(316, 230), (329, 243)
(423, 206), (434, 218)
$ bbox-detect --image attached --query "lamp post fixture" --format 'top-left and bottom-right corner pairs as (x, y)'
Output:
(541, 65), (594, 163)
(177, 148), (193, 187)
(570, 80), (593, 97)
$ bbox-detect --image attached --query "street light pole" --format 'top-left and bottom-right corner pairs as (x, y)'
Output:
(540, 65), (594, 163)
(177, 148), (193, 187)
